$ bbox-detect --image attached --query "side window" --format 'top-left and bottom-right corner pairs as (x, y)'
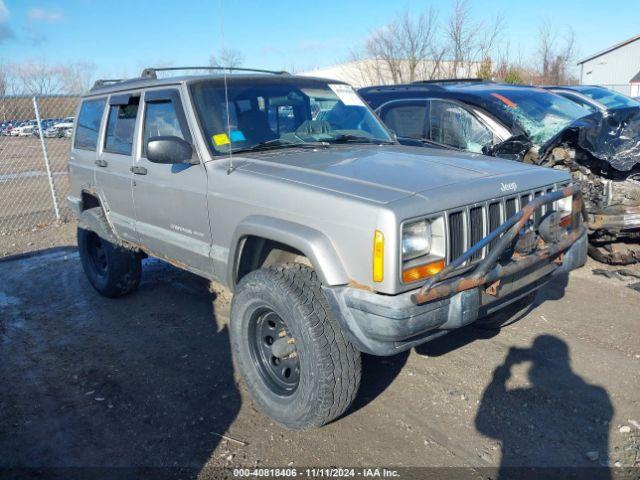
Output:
(380, 102), (427, 139)
(561, 93), (598, 113)
(104, 96), (140, 155)
(74, 98), (105, 150)
(143, 100), (185, 154)
(427, 100), (493, 153)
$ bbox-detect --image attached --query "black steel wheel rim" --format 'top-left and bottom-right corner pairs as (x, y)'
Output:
(248, 307), (300, 396)
(87, 232), (108, 277)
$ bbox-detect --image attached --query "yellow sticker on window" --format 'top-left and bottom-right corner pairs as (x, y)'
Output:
(212, 133), (230, 146)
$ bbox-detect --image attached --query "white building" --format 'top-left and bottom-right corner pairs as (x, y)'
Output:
(299, 59), (482, 88)
(577, 35), (640, 95)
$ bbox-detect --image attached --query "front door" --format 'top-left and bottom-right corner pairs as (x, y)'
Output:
(131, 88), (214, 277)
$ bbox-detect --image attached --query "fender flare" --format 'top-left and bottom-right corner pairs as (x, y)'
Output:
(77, 207), (118, 245)
(228, 215), (350, 288)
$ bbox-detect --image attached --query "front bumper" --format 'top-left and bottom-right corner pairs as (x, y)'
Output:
(323, 186), (588, 356)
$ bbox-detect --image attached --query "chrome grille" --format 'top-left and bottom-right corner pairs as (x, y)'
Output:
(469, 206), (484, 261)
(487, 202), (502, 253)
(445, 184), (565, 263)
(448, 211), (465, 260)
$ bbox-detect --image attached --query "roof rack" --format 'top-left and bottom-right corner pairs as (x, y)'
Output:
(412, 78), (487, 84)
(91, 78), (124, 89)
(140, 66), (290, 79)
(90, 66), (291, 91)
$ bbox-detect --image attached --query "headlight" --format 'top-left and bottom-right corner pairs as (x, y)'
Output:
(402, 220), (431, 261)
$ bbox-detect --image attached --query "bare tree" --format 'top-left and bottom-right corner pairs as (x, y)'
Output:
(12, 61), (64, 95)
(536, 20), (576, 84)
(0, 63), (8, 96)
(59, 61), (96, 94)
(209, 48), (245, 70)
(350, 7), (445, 85)
(446, 0), (503, 77)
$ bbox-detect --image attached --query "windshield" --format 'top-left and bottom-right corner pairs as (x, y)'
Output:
(190, 79), (393, 155)
(576, 87), (640, 110)
(480, 88), (590, 144)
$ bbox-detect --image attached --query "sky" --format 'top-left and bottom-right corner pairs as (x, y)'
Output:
(1, 0), (639, 79)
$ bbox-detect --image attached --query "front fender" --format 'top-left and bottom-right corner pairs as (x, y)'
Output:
(228, 215), (350, 288)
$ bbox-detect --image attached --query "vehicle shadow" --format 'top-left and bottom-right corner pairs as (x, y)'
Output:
(0, 252), (240, 477)
(345, 350), (410, 416)
(475, 335), (613, 479)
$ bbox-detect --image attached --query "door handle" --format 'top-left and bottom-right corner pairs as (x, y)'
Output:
(95, 159), (108, 167)
(131, 166), (148, 175)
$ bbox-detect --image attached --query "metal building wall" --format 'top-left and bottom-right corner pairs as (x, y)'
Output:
(580, 38), (640, 87)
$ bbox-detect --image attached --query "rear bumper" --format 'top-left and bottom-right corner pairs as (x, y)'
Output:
(323, 231), (587, 356)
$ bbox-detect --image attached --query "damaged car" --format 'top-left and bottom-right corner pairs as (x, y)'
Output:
(360, 81), (640, 264)
(544, 85), (640, 114)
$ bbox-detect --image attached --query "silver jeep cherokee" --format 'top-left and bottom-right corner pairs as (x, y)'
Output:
(68, 67), (588, 429)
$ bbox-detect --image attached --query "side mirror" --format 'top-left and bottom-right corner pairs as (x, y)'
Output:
(146, 136), (195, 164)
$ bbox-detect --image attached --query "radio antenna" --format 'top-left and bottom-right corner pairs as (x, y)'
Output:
(219, 0), (234, 174)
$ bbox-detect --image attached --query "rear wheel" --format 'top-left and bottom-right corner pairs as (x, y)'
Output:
(77, 210), (141, 298)
(230, 263), (361, 429)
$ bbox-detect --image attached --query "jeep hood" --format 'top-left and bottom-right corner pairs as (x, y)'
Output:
(233, 145), (548, 204)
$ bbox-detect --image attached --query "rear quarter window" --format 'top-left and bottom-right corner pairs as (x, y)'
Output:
(74, 98), (106, 150)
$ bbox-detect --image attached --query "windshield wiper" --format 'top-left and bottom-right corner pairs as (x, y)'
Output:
(231, 138), (329, 154)
(327, 134), (394, 145)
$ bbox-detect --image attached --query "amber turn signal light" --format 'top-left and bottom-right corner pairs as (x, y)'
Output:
(559, 215), (572, 228)
(402, 259), (446, 283)
(372, 230), (384, 282)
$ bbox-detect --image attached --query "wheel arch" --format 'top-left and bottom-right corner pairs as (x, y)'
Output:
(228, 216), (350, 289)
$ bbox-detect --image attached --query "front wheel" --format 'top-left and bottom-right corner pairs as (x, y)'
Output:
(230, 264), (361, 429)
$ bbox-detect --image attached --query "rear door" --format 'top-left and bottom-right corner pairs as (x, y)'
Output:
(94, 93), (140, 243)
(131, 87), (213, 277)
(70, 97), (107, 204)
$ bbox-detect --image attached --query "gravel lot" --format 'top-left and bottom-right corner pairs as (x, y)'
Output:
(1, 229), (639, 478)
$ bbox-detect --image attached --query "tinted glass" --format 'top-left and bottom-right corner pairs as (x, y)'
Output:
(74, 98), (105, 150)
(428, 100), (493, 152)
(578, 87), (640, 109)
(104, 97), (140, 155)
(143, 100), (184, 154)
(381, 103), (426, 139)
(557, 92), (599, 113)
(191, 79), (392, 155)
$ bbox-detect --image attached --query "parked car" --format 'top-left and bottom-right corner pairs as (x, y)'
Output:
(360, 81), (640, 264)
(53, 116), (74, 130)
(0, 122), (15, 135)
(9, 122), (25, 136)
(68, 67), (587, 429)
(544, 85), (640, 113)
(18, 125), (36, 136)
(44, 126), (61, 138)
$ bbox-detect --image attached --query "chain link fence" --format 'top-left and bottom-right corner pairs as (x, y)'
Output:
(0, 95), (79, 236)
